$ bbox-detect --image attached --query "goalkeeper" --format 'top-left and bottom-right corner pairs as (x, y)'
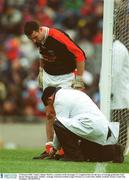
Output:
(24, 21), (86, 159)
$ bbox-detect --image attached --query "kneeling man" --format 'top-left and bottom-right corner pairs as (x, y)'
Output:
(42, 87), (124, 163)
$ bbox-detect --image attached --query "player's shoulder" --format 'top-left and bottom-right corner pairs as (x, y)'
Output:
(113, 40), (128, 53)
(114, 40), (126, 49)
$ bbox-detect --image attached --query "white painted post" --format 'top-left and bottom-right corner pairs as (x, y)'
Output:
(100, 0), (114, 120)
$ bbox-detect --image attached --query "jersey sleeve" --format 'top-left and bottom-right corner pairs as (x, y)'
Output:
(49, 28), (86, 62)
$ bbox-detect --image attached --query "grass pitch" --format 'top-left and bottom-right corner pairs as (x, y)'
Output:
(0, 149), (129, 173)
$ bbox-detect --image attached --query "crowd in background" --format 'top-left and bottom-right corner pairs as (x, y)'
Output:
(0, 0), (103, 120)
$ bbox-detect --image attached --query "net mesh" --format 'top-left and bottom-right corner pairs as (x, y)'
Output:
(114, 0), (129, 49)
(111, 0), (129, 154)
(111, 109), (129, 152)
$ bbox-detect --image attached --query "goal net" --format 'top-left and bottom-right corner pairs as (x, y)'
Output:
(100, 0), (129, 154)
(111, 0), (129, 154)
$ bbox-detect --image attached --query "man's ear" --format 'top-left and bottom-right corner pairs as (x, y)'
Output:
(47, 95), (54, 105)
(49, 94), (54, 100)
(39, 27), (42, 32)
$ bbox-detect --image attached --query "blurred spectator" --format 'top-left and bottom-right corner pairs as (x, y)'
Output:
(34, 6), (54, 27)
(2, 100), (17, 116)
(64, 0), (83, 12)
(4, 0), (26, 8)
(1, 5), (23, 35)
(62, 11), (80, 29)
(47, 0), (62, 11)
(0, 80), (7, 102)
(80, 0), (94, 16)
(0, 0), (4, 14)
(4, 38), (20, 62)
(38, 0), (47, 8)
(19, 35), (39, 67)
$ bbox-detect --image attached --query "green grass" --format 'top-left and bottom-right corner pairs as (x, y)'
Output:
(0, 149), (129, 173)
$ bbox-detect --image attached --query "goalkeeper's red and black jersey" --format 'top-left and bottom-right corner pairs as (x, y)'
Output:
(37, 28), (86, 75)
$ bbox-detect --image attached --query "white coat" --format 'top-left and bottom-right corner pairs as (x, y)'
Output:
(111, 40), (129, 109)
(53, 89), (119, 149)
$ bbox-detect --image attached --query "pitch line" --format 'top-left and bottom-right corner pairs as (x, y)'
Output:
(94, 163), (107, 173)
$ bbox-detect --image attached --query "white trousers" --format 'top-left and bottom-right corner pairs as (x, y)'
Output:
(43, 70), (75, 90)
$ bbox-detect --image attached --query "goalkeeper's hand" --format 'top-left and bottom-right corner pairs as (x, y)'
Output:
(37, 67), (43, 89)
(71, 75), (85, 89)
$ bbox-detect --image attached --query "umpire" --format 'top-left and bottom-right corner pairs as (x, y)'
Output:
(42, 87), (124, 163)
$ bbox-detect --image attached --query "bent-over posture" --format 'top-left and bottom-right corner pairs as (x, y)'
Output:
(42, 87), (124, 163)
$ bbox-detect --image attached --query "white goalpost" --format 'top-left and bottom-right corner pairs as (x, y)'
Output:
(100, 0), (129, 154)
(100, 0), (114, 120)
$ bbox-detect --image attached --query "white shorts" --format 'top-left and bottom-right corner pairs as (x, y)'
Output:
(43, 70), (75, 90)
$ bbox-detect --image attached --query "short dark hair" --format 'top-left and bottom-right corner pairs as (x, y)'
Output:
(24, 21), (40, 37)
(41, 87), (57, 106)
